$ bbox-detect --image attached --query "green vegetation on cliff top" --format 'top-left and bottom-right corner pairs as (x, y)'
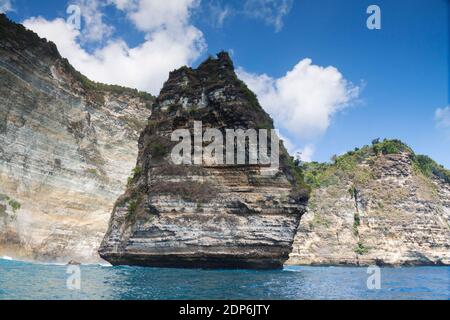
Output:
(301, 139), (450, 188)
(60, 58), (154, 101)
(0, 14), (154, 102)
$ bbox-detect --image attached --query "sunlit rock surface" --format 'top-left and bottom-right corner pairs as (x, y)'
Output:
(288, 143), (450, 266)
(99, 52), (309, 269)
(0, 14), (154, 263)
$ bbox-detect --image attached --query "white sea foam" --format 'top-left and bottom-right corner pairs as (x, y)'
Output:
(282, 265), (302, 272)
(99, 262), (113, 267)
(0, 255), (114, 267)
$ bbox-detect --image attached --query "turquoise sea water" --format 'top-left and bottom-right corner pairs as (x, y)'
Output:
(0, 259), (448, 300)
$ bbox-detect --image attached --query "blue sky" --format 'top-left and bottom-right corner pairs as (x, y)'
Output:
(2, 0), (449, 167)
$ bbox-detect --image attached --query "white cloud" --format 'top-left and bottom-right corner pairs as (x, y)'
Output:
(109, 0), (135, 11)
(0, 0), (12, 13)
(278, 133), (295, 153)
(215, 7), (230, 27)
(121, 0), (200, 33)
(297, 144), (315, 162)
(280, 133), (315, 162)
(198, 0), (292, 32)
(237, 58), (360, 140)
(205, 1), (232, 28)
(243, 0), (293, 32)
(23, 0), (205, 95)
(72, 0), (114, 43)
(435, 106), (450, 129)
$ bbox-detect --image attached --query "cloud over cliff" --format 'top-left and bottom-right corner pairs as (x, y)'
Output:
(237, 59), (360, 140)
(24, 0), (206, 95)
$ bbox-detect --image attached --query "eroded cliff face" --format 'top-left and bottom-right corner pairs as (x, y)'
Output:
(0, 15), (153, 263)
(4, 16), (446, 268)
(288, 142), (450, 266)
(99, 52), (309, 269)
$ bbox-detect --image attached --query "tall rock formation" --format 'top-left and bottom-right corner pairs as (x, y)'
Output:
(4, 16), (446, 268)
(288, 140), (450, 266)
(0, 14), (154, 263)
(99, 52), (309, 269)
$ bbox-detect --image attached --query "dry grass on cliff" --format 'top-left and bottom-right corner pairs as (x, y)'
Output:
(148, 180), (217, 203)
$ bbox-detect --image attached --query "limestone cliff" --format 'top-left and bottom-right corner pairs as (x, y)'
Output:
(0, 14), (154, 263)
(3, 15), (447, 268)
(99, 52), (309, 269)
(288, 140), (450, 266)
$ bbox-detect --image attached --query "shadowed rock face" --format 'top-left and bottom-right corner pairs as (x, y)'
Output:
(99, 52), (309, 269)
(0, 14), (154, 263)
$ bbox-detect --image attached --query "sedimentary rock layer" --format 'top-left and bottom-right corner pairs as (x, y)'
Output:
(288, 143), (450, 266)
(0, 14), (153, 263)
(99, 52), (308, 269)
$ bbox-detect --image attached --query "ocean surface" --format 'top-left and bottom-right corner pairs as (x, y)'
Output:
(0, 258), (448, 300)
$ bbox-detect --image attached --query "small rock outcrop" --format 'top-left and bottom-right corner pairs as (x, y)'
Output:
(0, 14), (154, 263)
(288, 140), (450, 266)
(99, 52), (309, 269)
